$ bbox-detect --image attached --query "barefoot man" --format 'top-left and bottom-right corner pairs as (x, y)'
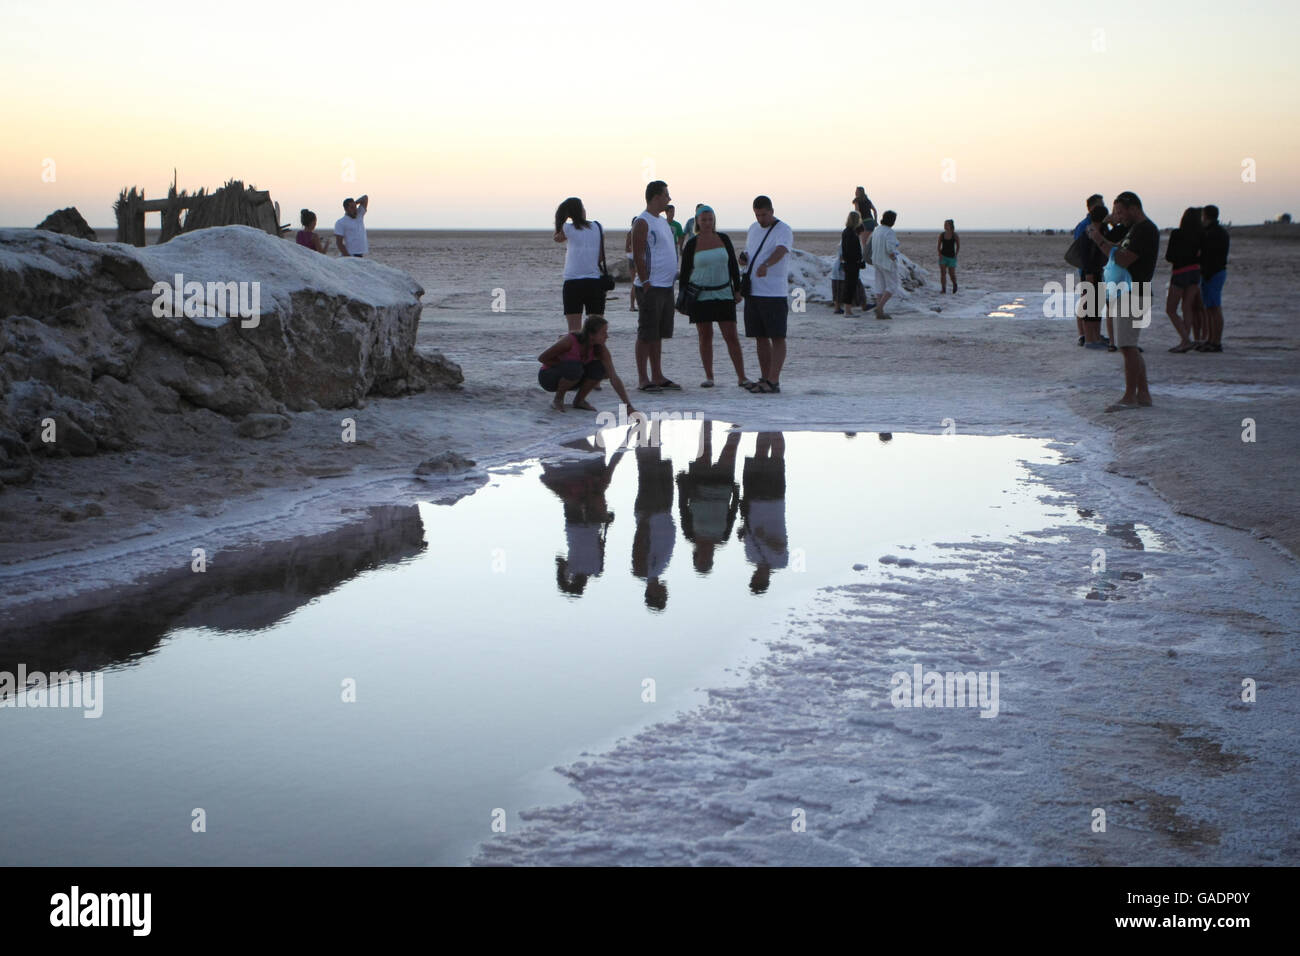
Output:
(1089, 191), (1158, 411)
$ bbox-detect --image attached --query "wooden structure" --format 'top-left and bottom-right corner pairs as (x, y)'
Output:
(114, 176), (286, 246)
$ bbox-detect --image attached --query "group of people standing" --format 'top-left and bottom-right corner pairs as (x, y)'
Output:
(831, 187), (910, 320)
(544, 181), (797, 411)
(1069, 190), (1230, 412)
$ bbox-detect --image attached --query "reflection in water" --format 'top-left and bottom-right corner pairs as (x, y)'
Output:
(0, 422), (1094, 865)
(677, 424), (741, 575)
(740, 433), (788, 594)
(543, 424), (794, 601)
(633, 428), (676, 610)
(0, 505), (426, 686)
(539, 438), (626, 595)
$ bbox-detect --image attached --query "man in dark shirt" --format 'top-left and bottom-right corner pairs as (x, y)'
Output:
(1199, 204), (1230, 351)
(1073, 193), (1105, 344)
(1088, 191), (1156, 410)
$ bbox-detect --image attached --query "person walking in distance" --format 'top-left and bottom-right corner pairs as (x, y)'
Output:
(870, 210), (902, 320)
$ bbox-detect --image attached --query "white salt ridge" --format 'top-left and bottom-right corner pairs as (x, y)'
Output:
(0, 226), (423, 325)
(785, 248), (929, 302)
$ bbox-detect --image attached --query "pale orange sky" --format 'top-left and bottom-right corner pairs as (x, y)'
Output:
(2, 0), (1297, 231)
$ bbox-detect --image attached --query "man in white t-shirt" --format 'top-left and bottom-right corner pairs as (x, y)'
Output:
(870, 209), (902, 320)
(739, 195), (794, 393)
(631, 180), (681, 391)
(333, 195), (369, 257)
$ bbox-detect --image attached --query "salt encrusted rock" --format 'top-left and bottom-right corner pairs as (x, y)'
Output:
(35, 207), (98, 242)
(415, 451), (477, 475)
(0, 226), (463, 485)
(785, 248), (928, 302)
(236, 413), (292, 439)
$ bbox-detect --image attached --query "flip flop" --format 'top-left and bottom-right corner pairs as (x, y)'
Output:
(637, 383), (662, 392)
(655, 379), (682, 390)
(700, 379), (715, 388)
(738, 379), (756, 389)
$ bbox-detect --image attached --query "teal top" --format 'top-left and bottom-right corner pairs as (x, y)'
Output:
(692, 246), (732, 301)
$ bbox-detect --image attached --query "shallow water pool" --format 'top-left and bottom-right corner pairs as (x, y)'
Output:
(0, 421), (1087, 865)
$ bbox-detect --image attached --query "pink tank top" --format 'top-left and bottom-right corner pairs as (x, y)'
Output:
(544, 333), (588, 369)
(296, 230), (316, 249)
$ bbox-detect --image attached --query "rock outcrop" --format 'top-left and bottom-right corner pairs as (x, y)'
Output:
(35, 207), (98, 242)
(0, 226), (462, 485)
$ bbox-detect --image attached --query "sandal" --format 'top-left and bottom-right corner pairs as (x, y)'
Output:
(700, 379), (715, 388)
(738, 379), (756, 389)
(654, 379), (682, 390)
(638, 383), (662, 392)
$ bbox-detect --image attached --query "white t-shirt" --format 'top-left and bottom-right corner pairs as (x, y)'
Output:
(562, 221), (603, 280)
(636, 211), (678, 288)
(333, 207), (368, 256)
(870, 225), (900, 273)
(744, 219), (794, 297)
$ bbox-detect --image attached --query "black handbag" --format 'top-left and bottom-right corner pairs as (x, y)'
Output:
(595, 221), (616, 290)
(1064, 232), (1089, 269)
(676, 282), (700, 313)
(739, 221), (776, 296)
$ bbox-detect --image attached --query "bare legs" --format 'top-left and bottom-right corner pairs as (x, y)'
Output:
(1165, 284), (1191, 349)
(636, 338), (664, 387)
(755, 337), (786, 384)
(875, 290), (893, 319)
(1117, 346), (1152, 407)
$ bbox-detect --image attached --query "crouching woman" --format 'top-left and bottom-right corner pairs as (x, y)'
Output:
(538, 316), (638, 415)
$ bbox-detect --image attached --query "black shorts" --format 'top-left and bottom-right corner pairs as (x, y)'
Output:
(689, 298), (737, 325)
(562, 278), (606, 316)
(743, 295), (788, 339)
(539, 359), (606, 392)
(635, 285), (675, 342)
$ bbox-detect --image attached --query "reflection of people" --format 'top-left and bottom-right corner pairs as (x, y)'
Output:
(539, 435), (630, 595)
(738, 432), (787, 594)
(676, 423), (741, 574)
(632, 423), (675, 610)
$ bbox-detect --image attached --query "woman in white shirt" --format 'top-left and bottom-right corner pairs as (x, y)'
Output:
(553, 197), (609, 333)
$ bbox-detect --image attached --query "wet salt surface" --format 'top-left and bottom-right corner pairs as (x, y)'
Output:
(0, 422), (1105, 865)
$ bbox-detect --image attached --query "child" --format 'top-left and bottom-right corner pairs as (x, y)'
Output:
(937, 219), (959, 293)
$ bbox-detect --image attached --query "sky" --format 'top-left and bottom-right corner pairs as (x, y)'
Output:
(1, 0), (1297, 231)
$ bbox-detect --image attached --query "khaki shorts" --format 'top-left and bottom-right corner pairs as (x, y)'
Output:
(1109, 284), (1151, 349)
